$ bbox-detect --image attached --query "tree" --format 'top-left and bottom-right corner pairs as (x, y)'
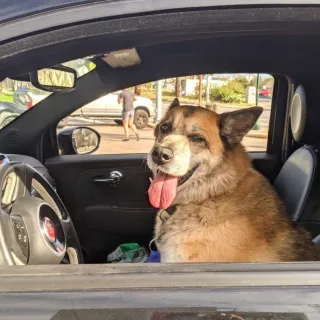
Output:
(234, 75), (249, 88)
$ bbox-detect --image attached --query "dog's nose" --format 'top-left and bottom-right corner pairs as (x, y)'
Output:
(152, 147), (173, 165)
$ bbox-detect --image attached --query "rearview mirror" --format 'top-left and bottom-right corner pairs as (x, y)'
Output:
(29, 65), (77, 93)
(58, 127), (100, 155)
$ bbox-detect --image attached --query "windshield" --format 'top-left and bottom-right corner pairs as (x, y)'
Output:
(0, 58), (95, 129)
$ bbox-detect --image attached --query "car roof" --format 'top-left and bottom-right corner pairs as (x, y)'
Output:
(0, 0), (320, 22)
(3, 1), (320, 44)
(0, 0), (87, 22)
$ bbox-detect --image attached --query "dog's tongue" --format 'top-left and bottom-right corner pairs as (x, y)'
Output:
(148, 173), (178, 209)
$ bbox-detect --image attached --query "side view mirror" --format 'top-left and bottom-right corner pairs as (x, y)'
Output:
(58, 127), (100, 155)
(29, 65), (77, 93)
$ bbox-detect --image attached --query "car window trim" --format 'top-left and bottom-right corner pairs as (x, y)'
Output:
(1, 262), (320, 293)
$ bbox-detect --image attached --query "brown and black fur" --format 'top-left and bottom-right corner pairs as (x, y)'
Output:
(147, 98), (320, 263)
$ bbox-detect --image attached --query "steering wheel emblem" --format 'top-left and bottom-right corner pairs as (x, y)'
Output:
(42, 217), (56, 243)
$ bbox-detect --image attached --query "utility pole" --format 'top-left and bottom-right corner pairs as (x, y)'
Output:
(199, 75), (203, 106)
(256, 73), (260, 107)
(175, 77), (181, 97)
(253, 73), (261, 130)
(205, 74), (210, 102)
(156, 80), (162, 122)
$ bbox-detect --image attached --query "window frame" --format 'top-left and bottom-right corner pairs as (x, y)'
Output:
(0, 5), (318, 297)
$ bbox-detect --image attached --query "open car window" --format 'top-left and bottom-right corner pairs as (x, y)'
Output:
(56, 73), (273, 155)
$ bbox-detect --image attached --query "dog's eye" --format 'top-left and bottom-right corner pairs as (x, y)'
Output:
(189, 134), (206, 143)
(160, 123), (171, 134)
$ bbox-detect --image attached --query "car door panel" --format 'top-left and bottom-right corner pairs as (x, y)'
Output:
(75, 166), (152, 207)
(105, 93), (121, 116)
(45, 154), (157, 263)
(74, 164), (155, 261)
(81, 97), (107, 116)
(45, 152), (280, 263)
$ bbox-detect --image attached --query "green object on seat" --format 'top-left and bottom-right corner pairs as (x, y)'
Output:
(107, 243), (148, 263)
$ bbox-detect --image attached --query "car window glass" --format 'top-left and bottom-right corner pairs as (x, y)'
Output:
(57, 73), (273, 155)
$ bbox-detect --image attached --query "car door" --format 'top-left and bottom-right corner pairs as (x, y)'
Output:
(81, 96), (107, 116)
(1, 263), (319, 320)
(46, 153), (156, 263)
(104, 92), (122, 117)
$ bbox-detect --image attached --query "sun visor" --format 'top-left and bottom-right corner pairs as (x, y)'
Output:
(102, 48), (141, 68)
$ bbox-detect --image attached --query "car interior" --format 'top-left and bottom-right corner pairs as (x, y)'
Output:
(2, 7), (320, 265)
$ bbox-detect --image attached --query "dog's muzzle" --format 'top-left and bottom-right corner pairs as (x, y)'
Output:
(151, 147), (174, 165)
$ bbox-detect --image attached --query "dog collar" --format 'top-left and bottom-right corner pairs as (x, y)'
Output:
(159, 205), (177, 223)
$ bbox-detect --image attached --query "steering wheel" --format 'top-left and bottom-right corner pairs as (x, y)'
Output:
(0, 159), (83, 265)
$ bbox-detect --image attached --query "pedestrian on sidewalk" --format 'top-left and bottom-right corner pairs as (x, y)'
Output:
(117, 89), (140, 142)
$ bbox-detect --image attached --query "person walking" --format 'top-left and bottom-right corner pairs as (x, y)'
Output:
(118, 89), (140, 141)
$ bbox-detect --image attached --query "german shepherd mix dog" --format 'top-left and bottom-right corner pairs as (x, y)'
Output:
(147, 98), (319, 263)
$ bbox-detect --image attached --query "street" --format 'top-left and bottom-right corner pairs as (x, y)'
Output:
(64, 97), (270, 154)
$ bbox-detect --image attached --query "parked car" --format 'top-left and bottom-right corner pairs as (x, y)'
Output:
(12, 89), (73, 128)
(14, 89), (155, 129)
(1, 97), (68, 129)
(0, 101), (26, 129)
(259, 88), (271, 97)
(71, 91), (155, 129)
(13, 88), (33, 109)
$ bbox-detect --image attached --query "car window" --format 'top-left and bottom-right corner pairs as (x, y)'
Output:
(0, 58), (95, 130)
(57, 73), (273, 155)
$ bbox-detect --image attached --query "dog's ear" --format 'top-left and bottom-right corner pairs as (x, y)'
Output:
(169, 98), (180, 110)
(219, 107), (263, 148)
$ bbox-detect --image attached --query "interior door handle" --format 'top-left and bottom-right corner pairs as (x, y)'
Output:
(93, 171), (123, 187)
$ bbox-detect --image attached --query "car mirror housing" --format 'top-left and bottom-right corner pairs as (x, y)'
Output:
(57, 126), (100, 155)
(29, 65), (77, 93)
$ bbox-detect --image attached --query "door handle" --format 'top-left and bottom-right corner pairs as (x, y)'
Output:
(93, 171), (123, 187)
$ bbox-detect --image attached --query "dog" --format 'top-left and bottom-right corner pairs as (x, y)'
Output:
(147, 98), (320, 263)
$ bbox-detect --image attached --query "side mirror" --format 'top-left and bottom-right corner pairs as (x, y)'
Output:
(58, 127), (100, 155)
(29, 65), (77, 93)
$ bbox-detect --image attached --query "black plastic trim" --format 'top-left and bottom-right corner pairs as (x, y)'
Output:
(267, 75), (289, 156)
(3, 8), (320, 76)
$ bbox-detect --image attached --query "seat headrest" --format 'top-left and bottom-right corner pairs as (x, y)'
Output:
(274, 145), (317, 221)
